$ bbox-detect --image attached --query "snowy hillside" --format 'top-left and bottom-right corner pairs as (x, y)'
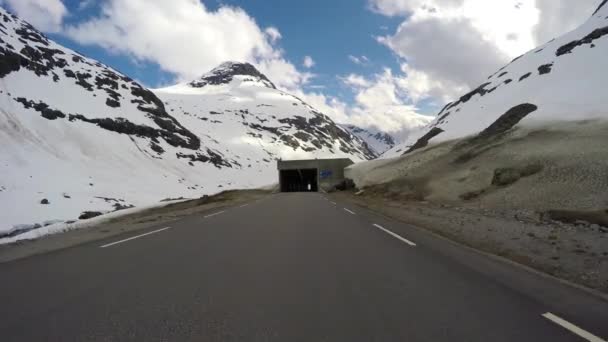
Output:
(342, 124), (396, 155)
(0, 8), (374, 237)
(384, 1), (608, 157)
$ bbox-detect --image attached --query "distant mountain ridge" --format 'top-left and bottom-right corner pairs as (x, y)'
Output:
(342, 124), (396, 155)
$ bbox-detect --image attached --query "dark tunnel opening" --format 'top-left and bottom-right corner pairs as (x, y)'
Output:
(279, 168), (318, 192)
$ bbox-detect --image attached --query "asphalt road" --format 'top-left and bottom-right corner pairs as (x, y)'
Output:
(1, 192), (607, 341)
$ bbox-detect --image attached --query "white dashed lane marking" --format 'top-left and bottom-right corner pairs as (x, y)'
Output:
(542, 313), (606, 342)
(100, 227), (171, 248)
(373, 224), (416, 247)
(204, 211), (226, 218)
(344, 208), (356, 215)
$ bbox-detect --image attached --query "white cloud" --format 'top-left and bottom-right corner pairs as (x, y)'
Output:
(302, 55), (315, 68)
(2, 0), (67, 32)
(533, 0), (600, 44)
(378, 16), (510, 90)
(340, 73), (371, 88)
(63, 0), (308, 89)
(264, 26), (282, 43)
(256, 58), (313, 91)
(77, 0), (95, 11)
(348, 55), (369, 65)
(332, 69), (433, 138)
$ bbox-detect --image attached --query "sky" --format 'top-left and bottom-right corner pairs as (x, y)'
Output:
(0, 0), (602, 139)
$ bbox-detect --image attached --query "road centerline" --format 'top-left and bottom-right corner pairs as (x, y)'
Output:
(344, 208), (356, 215)
(542, 312), (606, 342)
(373, 223), (417, 247)
(100, 227), (171, 248)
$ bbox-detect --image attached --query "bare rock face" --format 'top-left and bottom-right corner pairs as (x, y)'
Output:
(78, 211), (103, 220)
(188, 62), (276, 89)
(404, 127), (444, 155)
(492, 168), (522, 186)
(476, 104), (538, 140)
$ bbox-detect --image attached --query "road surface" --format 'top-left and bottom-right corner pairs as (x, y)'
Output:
(0, 193), (607, 341)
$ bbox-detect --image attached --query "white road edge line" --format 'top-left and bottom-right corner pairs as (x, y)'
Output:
(239, 204), (248, 208)
(204, 210), (226, 218)
(542, 312), (606, 342)
(344, 208), (356, 215)
(100, 227), (171, 248)
(330, 201), (337, 205)
(373, 224), (417, 247)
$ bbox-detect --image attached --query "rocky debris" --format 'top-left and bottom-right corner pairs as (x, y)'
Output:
(113, 203), (134, 211)
(40, 198), (49, 204)
(78, 211), (103, 220)
(544, 209), (608, 228)
(492, 168), (522, 186)
(404, 127), (444, 154)
(492, 163), (543, 186)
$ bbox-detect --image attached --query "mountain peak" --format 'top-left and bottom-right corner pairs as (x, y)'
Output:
(188, 61), (276, 89)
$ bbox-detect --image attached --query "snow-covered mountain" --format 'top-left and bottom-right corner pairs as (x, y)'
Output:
(0, 8), (375, 235)
(342, 124), (396, 155)
(384, 1), (608, 157)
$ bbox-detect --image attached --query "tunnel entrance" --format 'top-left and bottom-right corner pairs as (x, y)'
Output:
(279, 168), (318, 192)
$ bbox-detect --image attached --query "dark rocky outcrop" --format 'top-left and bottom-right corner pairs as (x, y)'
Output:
(519, 72), (532, 81)
(556, 25), (608, 56)
(105, 98), (120, 108)
(475, 103), (538, 140)
(189, 62), (276, 89)
(176, 149), (233, 168)
(444, 82), (492, 112)
(538, 63), (554, 75)
(78, 211), (103, 220)
(404, 127), (444, 155)
(492, 163), (543, 186)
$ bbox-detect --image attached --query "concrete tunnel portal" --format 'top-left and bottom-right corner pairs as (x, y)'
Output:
(277, 158), (354, 193)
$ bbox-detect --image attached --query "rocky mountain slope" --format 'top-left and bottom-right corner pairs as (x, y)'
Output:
(342, 124), (395, 155)
(384, 1), (608, 157)
(0, 8), (375, 237)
